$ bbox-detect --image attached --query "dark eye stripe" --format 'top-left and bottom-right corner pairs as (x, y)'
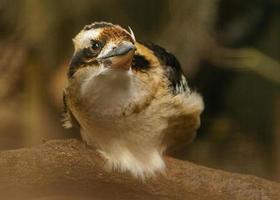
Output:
(68, 50), (85, 78)
(83, 48), (94, 58)
(81, 40), (104, 58)
(68, 48), (100, 78)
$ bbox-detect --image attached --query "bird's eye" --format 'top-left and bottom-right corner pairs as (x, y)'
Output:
(83, 40), (103, 59)
(91, 40), (102, 51)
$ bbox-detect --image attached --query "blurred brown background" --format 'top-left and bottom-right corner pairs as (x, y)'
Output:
(0, 0), (279, 182)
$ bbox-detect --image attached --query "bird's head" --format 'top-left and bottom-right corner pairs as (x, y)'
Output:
(68, 22), (136, 78)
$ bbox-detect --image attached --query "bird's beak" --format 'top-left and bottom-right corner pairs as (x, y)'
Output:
(97, 41), (135, 70)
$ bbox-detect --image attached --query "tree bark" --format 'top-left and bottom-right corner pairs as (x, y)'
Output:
(0, 139), (279, 200)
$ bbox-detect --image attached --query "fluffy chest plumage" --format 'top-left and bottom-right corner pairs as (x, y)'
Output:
(72, 67), (151, 120)
(66, 68), (172, 178)
(66, 65), (203, 179)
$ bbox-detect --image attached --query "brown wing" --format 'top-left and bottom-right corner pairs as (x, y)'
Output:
(141, 43), (204, 156)
(162, 93), (204, 157)
(62, 89), (80, 129)
(163, 111), (201, 156)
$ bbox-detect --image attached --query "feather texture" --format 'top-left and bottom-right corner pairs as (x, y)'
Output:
(63, 22), (204, 179)
(140, 42), (190, 95)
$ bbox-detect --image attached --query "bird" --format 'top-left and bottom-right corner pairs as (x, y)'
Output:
(62, 21), (204, 179)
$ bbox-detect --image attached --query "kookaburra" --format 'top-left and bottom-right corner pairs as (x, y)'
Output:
(63, 22), (204, 179)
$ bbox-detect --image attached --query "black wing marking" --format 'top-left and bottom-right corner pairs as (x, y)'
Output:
(62, 90), (80, 129)
(132, 54), (150, 71)
(141, 42), (190, 95)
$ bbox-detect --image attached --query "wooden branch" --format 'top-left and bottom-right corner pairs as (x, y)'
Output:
(0, 139), (279, 200)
